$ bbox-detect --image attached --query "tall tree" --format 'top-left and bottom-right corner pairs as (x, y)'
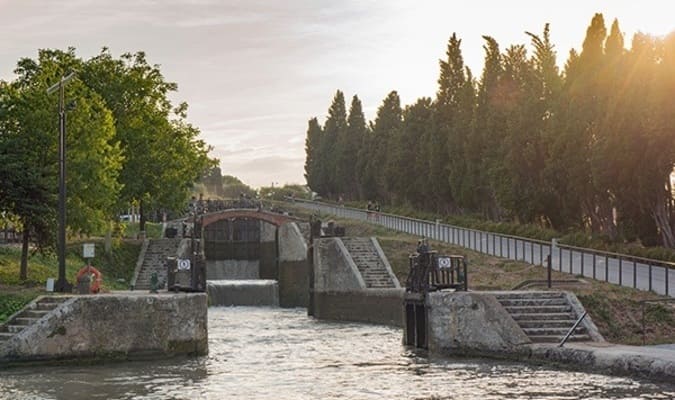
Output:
(400, 98), (434, 206)
(430, 33), (470, 212)
(83, 49), (213, 230)
(321, 90), (347, 197)
(373, 91), (403, 202)
(304, 117), (324, 194)
(472, 36), (505, 218)
(525, 24), (564, 227)
(344, 95), (367, 200)
(0, 48), (122, 278)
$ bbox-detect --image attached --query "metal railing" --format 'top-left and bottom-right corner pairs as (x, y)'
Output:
(406, 252), (467, 294)
(289, 199), (674, 297)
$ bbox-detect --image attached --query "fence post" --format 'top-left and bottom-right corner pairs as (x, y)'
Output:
(547, 254), (552, 289)
(463, 258), (468, 291)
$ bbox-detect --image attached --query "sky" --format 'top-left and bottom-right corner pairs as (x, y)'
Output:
(0, 0), (672, 188)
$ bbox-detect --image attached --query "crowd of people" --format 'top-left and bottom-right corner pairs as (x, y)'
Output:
(188, 193), (261, 215)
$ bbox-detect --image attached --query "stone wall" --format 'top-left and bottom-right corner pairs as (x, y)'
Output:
(313, 238), (364, 291)
(426, 291), (531, 354)
(278, 223), (308, 307)
(310, 237), (403, 325)
(206, 260), (259, 279)
(313, 289), (404, 326)
(0, 293), (208, 364)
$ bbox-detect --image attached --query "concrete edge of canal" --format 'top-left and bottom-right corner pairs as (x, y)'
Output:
(424, 291), (675, 382)
(0, 292), (208, 366)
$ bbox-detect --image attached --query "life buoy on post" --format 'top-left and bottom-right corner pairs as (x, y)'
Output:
(76, 265), (102, 294)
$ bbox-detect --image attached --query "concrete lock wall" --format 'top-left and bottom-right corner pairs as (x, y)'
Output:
(313, 289), (404, 327)
(259, 222), (278, 279)
(426, 291), (531, 355)
(207, 280), (279, 306)
(313, 238), (364, 292)
(311, 237), (404, 326)
(0, 293), (208, 364)
(278, 223), (308, 307)
(206, 260), (259, 280)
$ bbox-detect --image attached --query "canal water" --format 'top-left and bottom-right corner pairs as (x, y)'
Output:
(1, 307), (673, 399)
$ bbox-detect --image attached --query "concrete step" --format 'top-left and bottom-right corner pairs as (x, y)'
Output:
(493, 292), (566, 300)
(13, 317), (39, 326)
(35, 302), (61, 311)
(510, 312), (576, 321)
(38, 296), (69, 304)
(22, 310), (50, 319)
(7, 325), (25, 334)
(517, 320), (576, 329)
(528, 334), (591, 343)
(504, 305), (572, 314)
(523, 327), (586, 336)
(0, 332), (13, 341)
(498, 298), (569, 307)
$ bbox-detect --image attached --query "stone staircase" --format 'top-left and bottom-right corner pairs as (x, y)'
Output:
(0, 296), (68, 344)
(341, 237), (396, 289)
(134, 238), (181, 290)
(494, 291), (591, 343)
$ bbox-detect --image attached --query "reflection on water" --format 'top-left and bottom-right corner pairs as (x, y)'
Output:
(1, 307), (673, 399)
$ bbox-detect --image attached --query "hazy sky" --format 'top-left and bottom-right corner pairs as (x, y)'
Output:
(1, 1), (672, 188)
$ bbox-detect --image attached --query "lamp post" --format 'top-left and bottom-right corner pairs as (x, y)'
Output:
(47, 72), (76, 293)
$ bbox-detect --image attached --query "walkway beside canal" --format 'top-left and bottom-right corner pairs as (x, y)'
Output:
(527, 341), (675, 381)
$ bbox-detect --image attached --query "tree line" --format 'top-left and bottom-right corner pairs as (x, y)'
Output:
(304, 14), (675, 249)
(0, 48), (214, 278)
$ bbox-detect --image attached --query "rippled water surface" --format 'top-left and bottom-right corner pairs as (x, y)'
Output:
(1, 307), (674, 399)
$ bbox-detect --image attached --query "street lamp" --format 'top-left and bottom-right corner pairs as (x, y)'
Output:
(46, 72), (76, 293)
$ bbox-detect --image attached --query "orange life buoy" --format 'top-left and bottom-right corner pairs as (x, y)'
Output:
(76, 265), (102, 293)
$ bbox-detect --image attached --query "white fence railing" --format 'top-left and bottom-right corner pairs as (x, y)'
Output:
(290, 199), (674, 297)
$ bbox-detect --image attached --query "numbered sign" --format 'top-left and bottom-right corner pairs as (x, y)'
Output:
(83, 243), (95, 259)
(438, 256), (452, 269)
(177, 258), (191, 271)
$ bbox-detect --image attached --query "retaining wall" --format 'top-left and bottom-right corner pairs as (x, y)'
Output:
(311, 237), (403, 325)
(313, 289), (404, 326)
(0, 293), (208, 365)
(277, 223), (308, 307)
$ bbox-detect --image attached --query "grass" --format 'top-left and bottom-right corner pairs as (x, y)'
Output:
(0, 290), (41, 324)
(0, 239), (141, 292)
(0, 238), (141, 324)
(118, 222), (163, 239)
(290, 205), (675, 346)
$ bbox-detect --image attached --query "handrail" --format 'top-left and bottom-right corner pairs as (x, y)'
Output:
(556, 242), (675, 268)
(558, 311), (587, 347)
(291, 198), (553, 243)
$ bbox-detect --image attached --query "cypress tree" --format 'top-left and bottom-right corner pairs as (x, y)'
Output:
(322, 90), (347, 198)
(304, 117), (324, 194)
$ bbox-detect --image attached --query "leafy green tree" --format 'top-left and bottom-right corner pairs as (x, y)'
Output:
(82, 49), (213, 230)
(220, 175), (256, 199)
(0, 48), (122, 278)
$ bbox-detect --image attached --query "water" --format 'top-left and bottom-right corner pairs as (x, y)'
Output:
(1, 307), (673, 399)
